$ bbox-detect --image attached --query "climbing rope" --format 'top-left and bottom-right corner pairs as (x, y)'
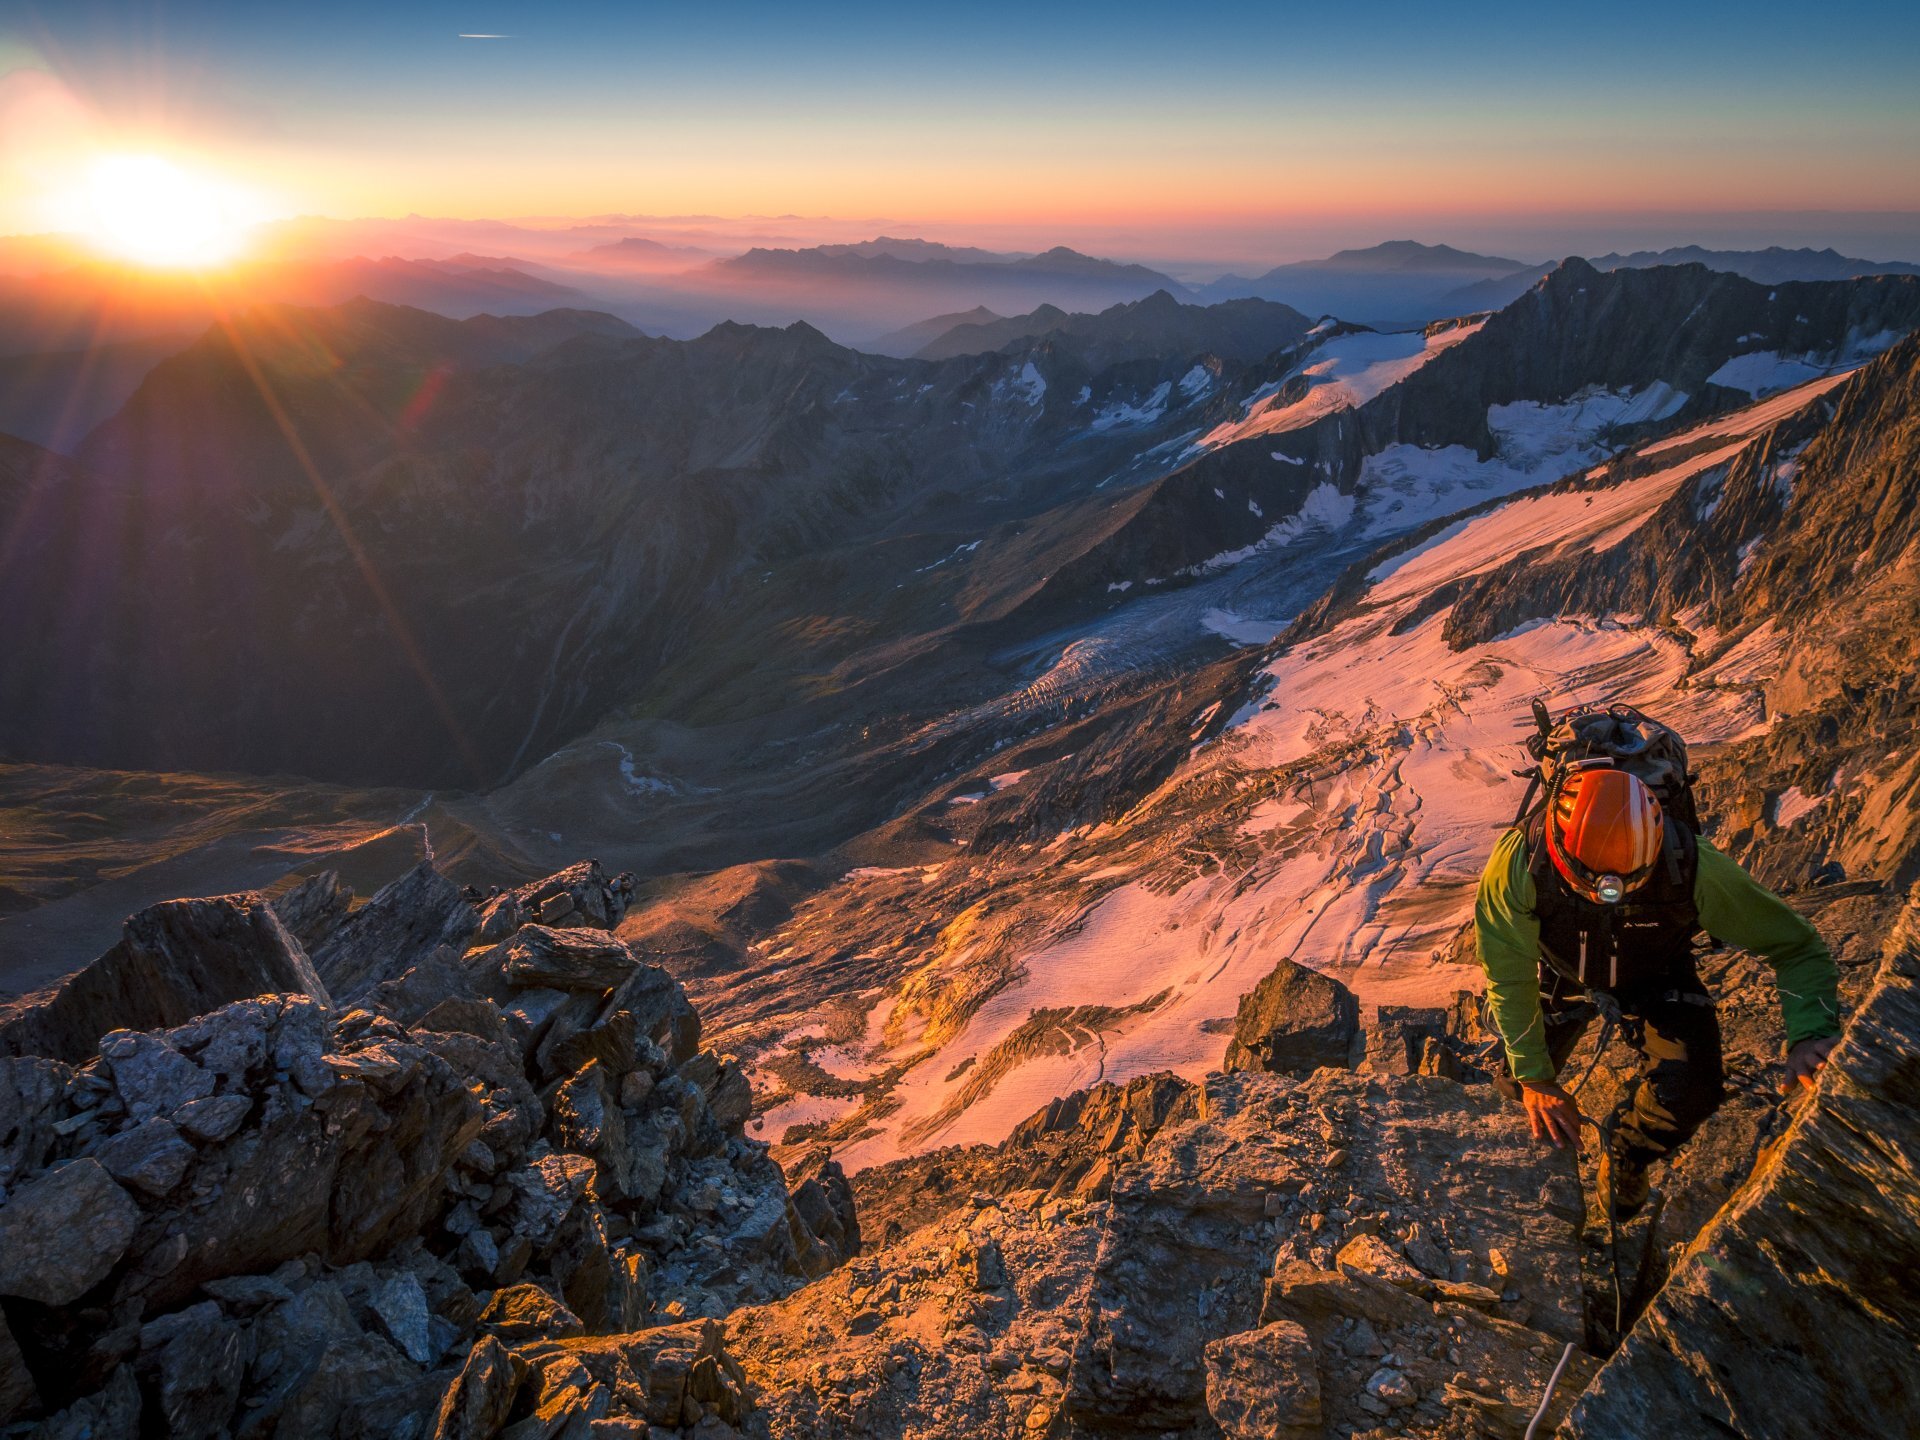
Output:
(1523, 1341), (1578, 1440)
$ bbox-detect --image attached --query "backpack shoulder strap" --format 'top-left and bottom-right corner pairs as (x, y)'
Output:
(1524, 811), (1553, 886)
(1663, 815), (1696, 889)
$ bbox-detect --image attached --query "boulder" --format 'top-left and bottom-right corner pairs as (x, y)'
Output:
(0, 894), (328, 1063)
(1203, 1320), (1321, 1440)
(173, 1093), (253, 1143)
(430, 1336), (527, 1440)
(91, 1117), (196, 1198)
(1221, 956), (1358, 1075)
(479, 1283), (585, 1342)
(515, 1319), (748, 1429)
(99, 1029), (214, 1121)
(1333, 1233), (1434, 1294)
(370, 1270), (436, 1365)
(497, 926), (639, 993)
(786, 1152), (861, 1280)
(0, 1157), (140, 1303)
(0, 1054), (76, 1188)
(1357, 1005), (1450, 1076)
(507, 860), (635, 934)
(136, 1300), (250, 1437)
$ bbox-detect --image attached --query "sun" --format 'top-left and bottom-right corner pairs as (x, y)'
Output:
(67, 154), (261, 269)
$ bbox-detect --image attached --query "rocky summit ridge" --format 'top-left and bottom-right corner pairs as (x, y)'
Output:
(3, 837), (1919, 1436)
(0, 860), (856, 1437)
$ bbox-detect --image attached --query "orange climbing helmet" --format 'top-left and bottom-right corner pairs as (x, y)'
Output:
(1544, 764), (1665, 904)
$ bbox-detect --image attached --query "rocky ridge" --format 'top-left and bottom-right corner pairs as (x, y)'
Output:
(0, 859), (857, 1437)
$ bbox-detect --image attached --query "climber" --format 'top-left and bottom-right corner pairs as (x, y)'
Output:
(1474, 761), (1841, 1217)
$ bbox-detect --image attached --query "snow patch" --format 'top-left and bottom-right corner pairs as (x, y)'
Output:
(1195, 322), (1485, 451)
(1770, 786), (1823, 829)
(1201, 608), (1284, 646)
(1191, 483), (1357, 574)
(1010, 360), (1046, 407)
(1091, 381), (1172, 431)
(1707, 351), (1828, 397)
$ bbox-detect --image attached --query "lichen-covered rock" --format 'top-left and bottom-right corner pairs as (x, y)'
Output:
(497, 925), (640, 992)
(1204, 1319), (1320, 1440)
(1221, 955), (1359, 1075)
(0, 1157), (139, 1303)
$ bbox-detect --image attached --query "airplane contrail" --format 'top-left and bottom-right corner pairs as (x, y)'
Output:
(458, 33), (512, 39)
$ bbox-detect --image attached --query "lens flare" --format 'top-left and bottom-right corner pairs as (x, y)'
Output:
(67, 154), (260, 268)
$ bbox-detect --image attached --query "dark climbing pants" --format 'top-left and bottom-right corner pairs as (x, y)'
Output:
(1534, 963), (1726, 1170)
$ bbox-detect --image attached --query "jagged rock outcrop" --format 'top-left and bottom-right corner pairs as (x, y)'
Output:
(1221, 955), (1360, 1074)
(270, 871), (356, 954)
(850, 1073), (1202, 1246)
(311, 861), (479, 1001)
(0, 861), (857, 1438)
(734, 1067), (1588, 1438)
(0, 894), (329, 1064)
(1562, 908), (1920, 1437)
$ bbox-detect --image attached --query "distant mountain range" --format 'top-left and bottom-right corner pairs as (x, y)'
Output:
(891, 289), (1314, 366)
(1201, 240), (1920, 326)
(1439, 244), (1920, 314)
(7, 258), (1916, 804)
(685, 242), (1188, 334)
(572, 236), (717, 270)
(1197, 241), (1529, 324)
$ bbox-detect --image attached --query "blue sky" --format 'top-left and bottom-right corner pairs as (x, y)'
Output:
(4, 0), (1919, 262)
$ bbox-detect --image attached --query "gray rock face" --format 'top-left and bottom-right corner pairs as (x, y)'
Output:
(0, 1306), (39, 1422)
(0, 1157), (139, 1303)
(1564, 910), (1920, 1438)
(1221, 956), (1360, 1075)
(496, 925), (640, 992)
(311, 861), (478, 1000)
(0, 894), (328, 1064)
(0, 1054), (74, 1189)
(91, 1118), (196, 1198)
(269, 869), (354, 953)
(99, 1029), (215, 1121)
(1204, 1319), (1321, 1440)
(505, 860), (636, 933)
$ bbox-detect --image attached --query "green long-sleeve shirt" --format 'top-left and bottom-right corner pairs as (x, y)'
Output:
(1474, 828), (1840, 1081)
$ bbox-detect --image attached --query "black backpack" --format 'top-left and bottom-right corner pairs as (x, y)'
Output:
(1508, 699), (1701, 834)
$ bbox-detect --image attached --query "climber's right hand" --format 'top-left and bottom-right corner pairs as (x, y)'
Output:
(1518, 1079), (1583, 1150)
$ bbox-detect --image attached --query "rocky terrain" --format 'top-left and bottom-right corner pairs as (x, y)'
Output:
(3, 858), (1913, 1436)
(0, 859), (858, 1436)
(6, 254), (1920, 1435)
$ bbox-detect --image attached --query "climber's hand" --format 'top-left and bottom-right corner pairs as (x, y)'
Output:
(1519, 1079), (1583, 1149)
(1783, 1035), (1840, 1094)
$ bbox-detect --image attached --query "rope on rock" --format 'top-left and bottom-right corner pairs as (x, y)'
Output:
(1523, 1342), (1578, 1440)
